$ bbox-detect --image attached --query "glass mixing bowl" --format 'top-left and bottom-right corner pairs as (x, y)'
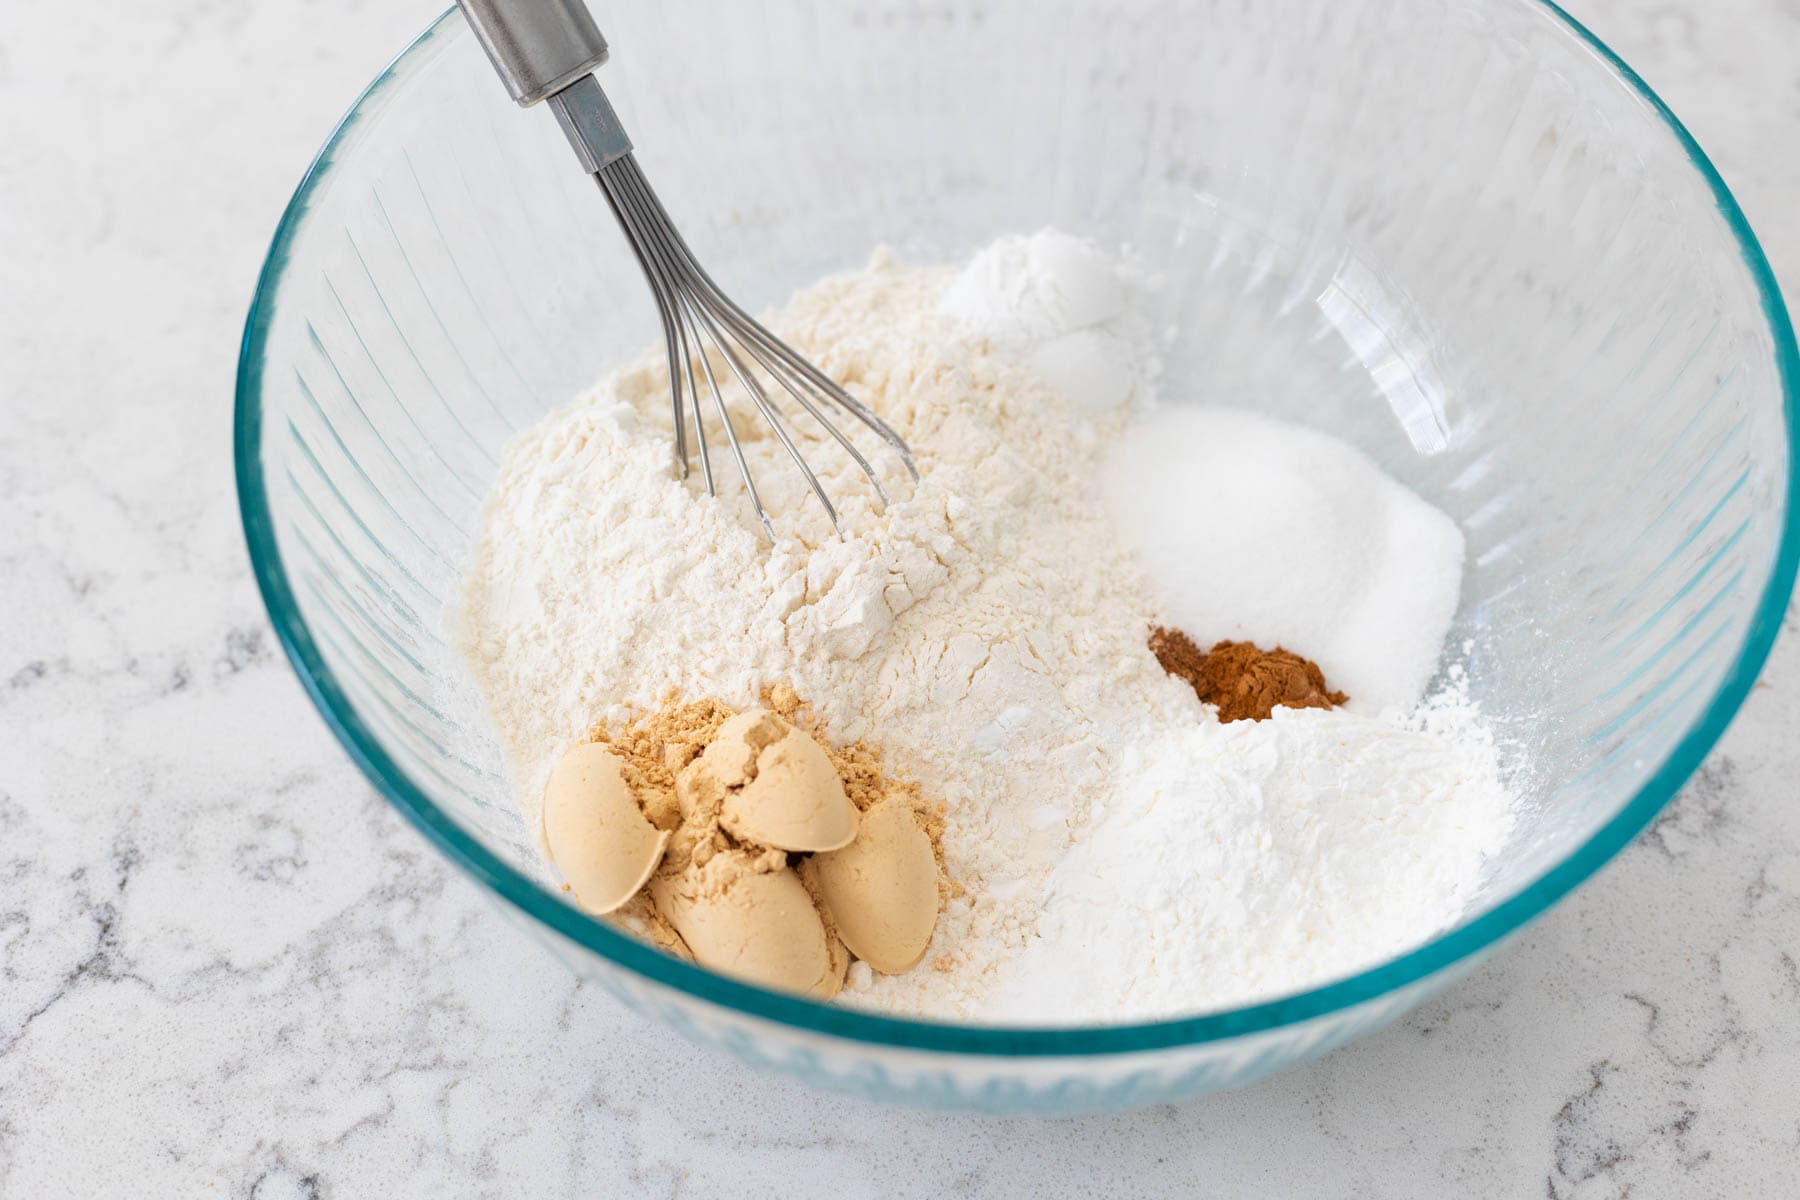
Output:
(235, 0), (1797, 1114)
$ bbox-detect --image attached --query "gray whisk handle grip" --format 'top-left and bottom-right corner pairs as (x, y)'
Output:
(456, 0), (609, 106)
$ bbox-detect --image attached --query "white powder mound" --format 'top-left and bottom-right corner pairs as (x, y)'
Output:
(994, 685), (1510, 1023)
(1104, 405), (1465, 713)
(455, 238), (1513, 1024)
(937, 229), (1142, 411)
(456, 250), (1201, 1017)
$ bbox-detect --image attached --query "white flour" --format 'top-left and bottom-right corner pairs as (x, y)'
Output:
(995, 680), (1508, 1023)
(454, 237), (1514, 1024)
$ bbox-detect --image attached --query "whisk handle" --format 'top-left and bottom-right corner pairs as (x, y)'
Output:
(456, 0), (610, 107)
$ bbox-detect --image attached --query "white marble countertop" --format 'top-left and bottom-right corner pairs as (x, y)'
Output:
(4, 1), (1799, 1195)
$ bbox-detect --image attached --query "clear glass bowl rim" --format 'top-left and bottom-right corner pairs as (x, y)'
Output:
(234, 3), (1800, 1057)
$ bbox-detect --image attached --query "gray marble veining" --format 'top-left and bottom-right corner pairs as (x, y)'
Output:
(2, 0), (1798, 1195)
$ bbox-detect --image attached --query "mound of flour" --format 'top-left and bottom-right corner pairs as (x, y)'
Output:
(995, 682), (1508, 1023)
(456, 249), (1196, 1015)
(454, 240), (1513, 1022)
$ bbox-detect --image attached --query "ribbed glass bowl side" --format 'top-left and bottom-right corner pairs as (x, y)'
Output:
(236, 0), (1797, 1113)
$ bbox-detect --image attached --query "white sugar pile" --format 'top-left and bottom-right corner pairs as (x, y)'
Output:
(1105, 405), (1465, 713)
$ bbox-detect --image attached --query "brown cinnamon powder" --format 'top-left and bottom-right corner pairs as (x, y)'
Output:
(1149, 627), (1347, 723)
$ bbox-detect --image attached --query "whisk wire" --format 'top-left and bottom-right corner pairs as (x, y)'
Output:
(613, 160), (843, 528)
(600, 162), (778, 537)
(687, 264), (920, 482)
(687, 308), (771, 540)
(687, 294), (844, 533)
(620, 155), (920, 482)
(609, 158), (831, 526)
(599, 183), (691, 476)
(703, 300), (892, 507)
(588, 150), (914, 538)
(596, 162), (739, 516)
(674, 307), (715, 496)
(467, 13), (919, 534)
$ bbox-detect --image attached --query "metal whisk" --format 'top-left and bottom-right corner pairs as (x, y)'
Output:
(458, 0), (917, 538)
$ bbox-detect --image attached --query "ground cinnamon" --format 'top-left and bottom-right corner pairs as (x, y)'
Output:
(1149, 627), (1347, 722)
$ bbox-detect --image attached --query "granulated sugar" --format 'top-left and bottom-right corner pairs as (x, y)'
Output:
(1107, 405), (1466, 714)
(454, 236), (1514, 1023)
